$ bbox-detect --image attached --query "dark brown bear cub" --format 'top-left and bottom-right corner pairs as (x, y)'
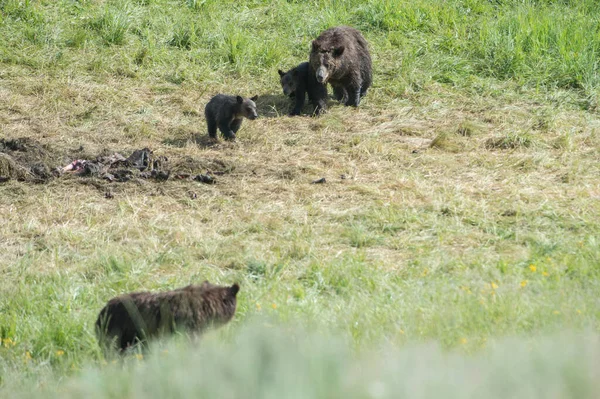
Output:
(205, 94), (258, 140)
(96, 281), (240, 352)
(278, 62), (328, 116)
(309, 26), (372, 107)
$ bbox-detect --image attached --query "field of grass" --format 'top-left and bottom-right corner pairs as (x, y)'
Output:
(1, 0), (600, 397)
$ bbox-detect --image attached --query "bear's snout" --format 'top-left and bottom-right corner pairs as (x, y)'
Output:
(316, 66), (328, 84)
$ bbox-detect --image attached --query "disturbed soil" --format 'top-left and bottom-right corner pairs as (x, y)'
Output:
(0, 137), (224, 188)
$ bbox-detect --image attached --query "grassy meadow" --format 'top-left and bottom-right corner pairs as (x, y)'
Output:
(1, 0), (600, 396)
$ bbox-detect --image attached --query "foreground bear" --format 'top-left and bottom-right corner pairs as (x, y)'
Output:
(278, 62), (328, 116)
(205, 94), (258, 140)
(309, 26), (372, 107)
(96, 281), (240, 352)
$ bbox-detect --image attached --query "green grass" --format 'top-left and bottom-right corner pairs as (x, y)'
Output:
(3, 324), (600, 398)
(1, 0), (600, 397)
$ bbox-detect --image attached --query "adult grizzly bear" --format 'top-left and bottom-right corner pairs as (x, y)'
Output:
(278, 62), (328, 116)
(96, 281), (240, 352)
(309, 26), (372, 107)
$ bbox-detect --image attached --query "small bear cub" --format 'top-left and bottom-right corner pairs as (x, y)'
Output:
(205, 94), (258, 140)
(96, 281), (240, 353)
(278, 62), (327, 116)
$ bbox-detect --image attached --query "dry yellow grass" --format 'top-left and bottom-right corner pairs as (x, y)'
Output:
(1, 74), (597, 209)
(1, 73), (598, 278)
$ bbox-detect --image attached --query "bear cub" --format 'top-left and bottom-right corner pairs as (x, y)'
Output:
(310, 26), (372, 107)
(278, 62), (327, 116)
(205, 94), (258, 140)
(96, 281), (240, 352)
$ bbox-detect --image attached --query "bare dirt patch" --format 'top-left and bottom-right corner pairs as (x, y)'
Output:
(0, 137), (231, 187)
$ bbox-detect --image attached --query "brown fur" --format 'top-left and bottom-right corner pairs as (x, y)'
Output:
(205, 94), (258, 141)
(95, 281), (239, 352)
(277, 62), (328, 116)
(309, 26), (372, 107)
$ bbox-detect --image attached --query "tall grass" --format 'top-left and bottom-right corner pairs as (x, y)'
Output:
(1, 0), (600, 93)
(3, 324), (600, 398)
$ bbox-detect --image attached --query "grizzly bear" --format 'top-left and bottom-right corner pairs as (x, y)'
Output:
(309, 26), (372, 107)
(278, 62), (328, 116)
(205, 94), (258, 140)
(95, 281), (240, 352)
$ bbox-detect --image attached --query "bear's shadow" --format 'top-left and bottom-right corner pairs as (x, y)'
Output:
(256, 93), (333, 118)
(255, 93), (290, 118)
(162, 134), (218, 148)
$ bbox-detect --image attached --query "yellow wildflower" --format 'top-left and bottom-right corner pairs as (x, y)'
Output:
(399, 329), (405, 335)
(2, 338), (15, 348)
(56, 350), (65, 357)
(576, 309), (582, 315)
(256, 303), (262, 311)
(529, 264), (536, 272)
(553, 310), (560, 315)
(542, 271), (549, 277)
(135, 354), (143, 360)
(422, 268), (429, 277)
(520, 280), (527, 288)
(490, 282), (498, 290)
(271, 303), (277, 310)
(24, 351), (32, 362)
(460, 286), (472, 294)
(460, 338), (468, 345)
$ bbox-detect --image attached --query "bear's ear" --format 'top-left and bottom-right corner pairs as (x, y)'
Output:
(250, 95), (258, 102)
(229, 283), (240, 296)
(236, 96), (243, 104)
(278, 69), (285, 76)
(311, 40), (319, 51)
(333, 45), (345, 57)
(292, 69), (299, 77)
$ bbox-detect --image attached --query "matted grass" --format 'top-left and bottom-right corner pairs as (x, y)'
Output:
(1, 0), (599, 396)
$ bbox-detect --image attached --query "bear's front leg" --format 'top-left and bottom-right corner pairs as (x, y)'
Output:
(333, 85), (348, 103)
(310, 82), (328, 116)
(219, 121), (237, 141)
(230, 118), (243, 134)
(290, 90), (306, 116)
(345, 82), (362, 107)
